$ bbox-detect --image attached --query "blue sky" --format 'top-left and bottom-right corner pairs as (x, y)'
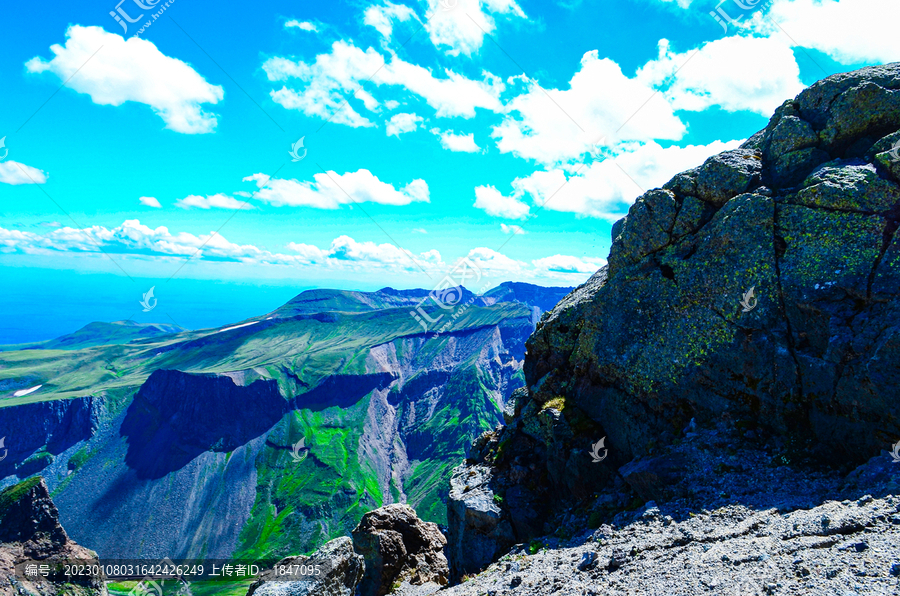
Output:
(0, 0), (897, 339)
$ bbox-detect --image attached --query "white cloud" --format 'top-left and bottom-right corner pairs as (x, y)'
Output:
(304, 235), (442, 269)
(431, 128), (481, 152)
(0, 219), (258, 261)
(455, 246), (604, 285)
(747, 0), (900, 64)
(385, 100), (401, 110)
(0, 161), (48, 185)
(637, 37), (803, 115)
(244, 169), (429, 209)
(176, 194), (252, 210)
(139, 196), (162, 208)
(26, 26), (223, 134)
(532, 254), (605, 274)
(500, 223), (525, 234)
(412, 228), (428, 234)
(651, 0), (694, 7)
(263, 41), (504, 126)
(285, 20), (318, 31)
(0, 219), (601, 285)
(423, 0), (526, 56)
(464, 246), (526, 279)
(473, 185), (530, 219)
(0, 220), (444, 273)
(387, 112), (423, 136)
(365, 2), (418, 39)
(493, 139), (743, 220)
(493, 51), (686, 164)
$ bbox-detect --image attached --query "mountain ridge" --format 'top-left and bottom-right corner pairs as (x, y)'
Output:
(0, 281), (573, 563)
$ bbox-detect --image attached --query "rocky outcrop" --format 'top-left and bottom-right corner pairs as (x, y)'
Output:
(247, 537), (364, 596)
(446, 464), (515, 582)
(0, 477), (105, 596)
(448, 62), (900, 577)
(352, 504), (449, 596)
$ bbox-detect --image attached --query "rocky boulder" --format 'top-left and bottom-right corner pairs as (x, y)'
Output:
(351, 504), (449, 596)
(247, 537), (364, 596)
(0, 477), (105, 596)
(447, 464), (516, 581)
(449, 62), (900, 574)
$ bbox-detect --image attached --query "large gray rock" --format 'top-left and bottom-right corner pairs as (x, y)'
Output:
(447, 464), (515, 581)
(351, 504), (449, 596)
(449, 62), (900, 574)
(247, 537), (364, 596)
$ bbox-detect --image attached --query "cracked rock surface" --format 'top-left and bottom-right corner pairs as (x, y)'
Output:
(447, 62), (900, 579)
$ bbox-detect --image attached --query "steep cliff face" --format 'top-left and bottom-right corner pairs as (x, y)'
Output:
(0, 396), (102, 480)
(448, 63), (900, 577)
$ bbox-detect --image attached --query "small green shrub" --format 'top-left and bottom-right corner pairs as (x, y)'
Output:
(541, 397), (566, 411)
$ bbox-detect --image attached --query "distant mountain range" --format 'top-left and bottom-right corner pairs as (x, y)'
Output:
(0, 320), (184, 351)
(0, 282), (573, 562)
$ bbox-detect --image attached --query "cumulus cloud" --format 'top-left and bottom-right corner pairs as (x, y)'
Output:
(244, 169), (429, 209)
(423, 0), (526, 56)
(0, 219), (601, 285)
(176, 194), (252, 210)
(747, 0), (900, 64)
(294, 235), (443, 269)
(364, 2), (418, 39)
(493, 51), (686, 164)
(463, 246), (526, 279)
(285, 20), (318, 31)
(500, 223), (525, 234)
(637, 37), (803, 115)
(263, 41), (504, 127)
(139, 196), (162, 208)
(26, 26), (223, 134)
(0, 219), (258, 261)
(473, 185), (530, 219)
(488, 139), (743, 220)
(0, 161), (48, 185)
(0, 220), (444, 273)
(532, 254), (605, 274)
(431, 128), (481, 152)
(387, 112), (423, 136)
